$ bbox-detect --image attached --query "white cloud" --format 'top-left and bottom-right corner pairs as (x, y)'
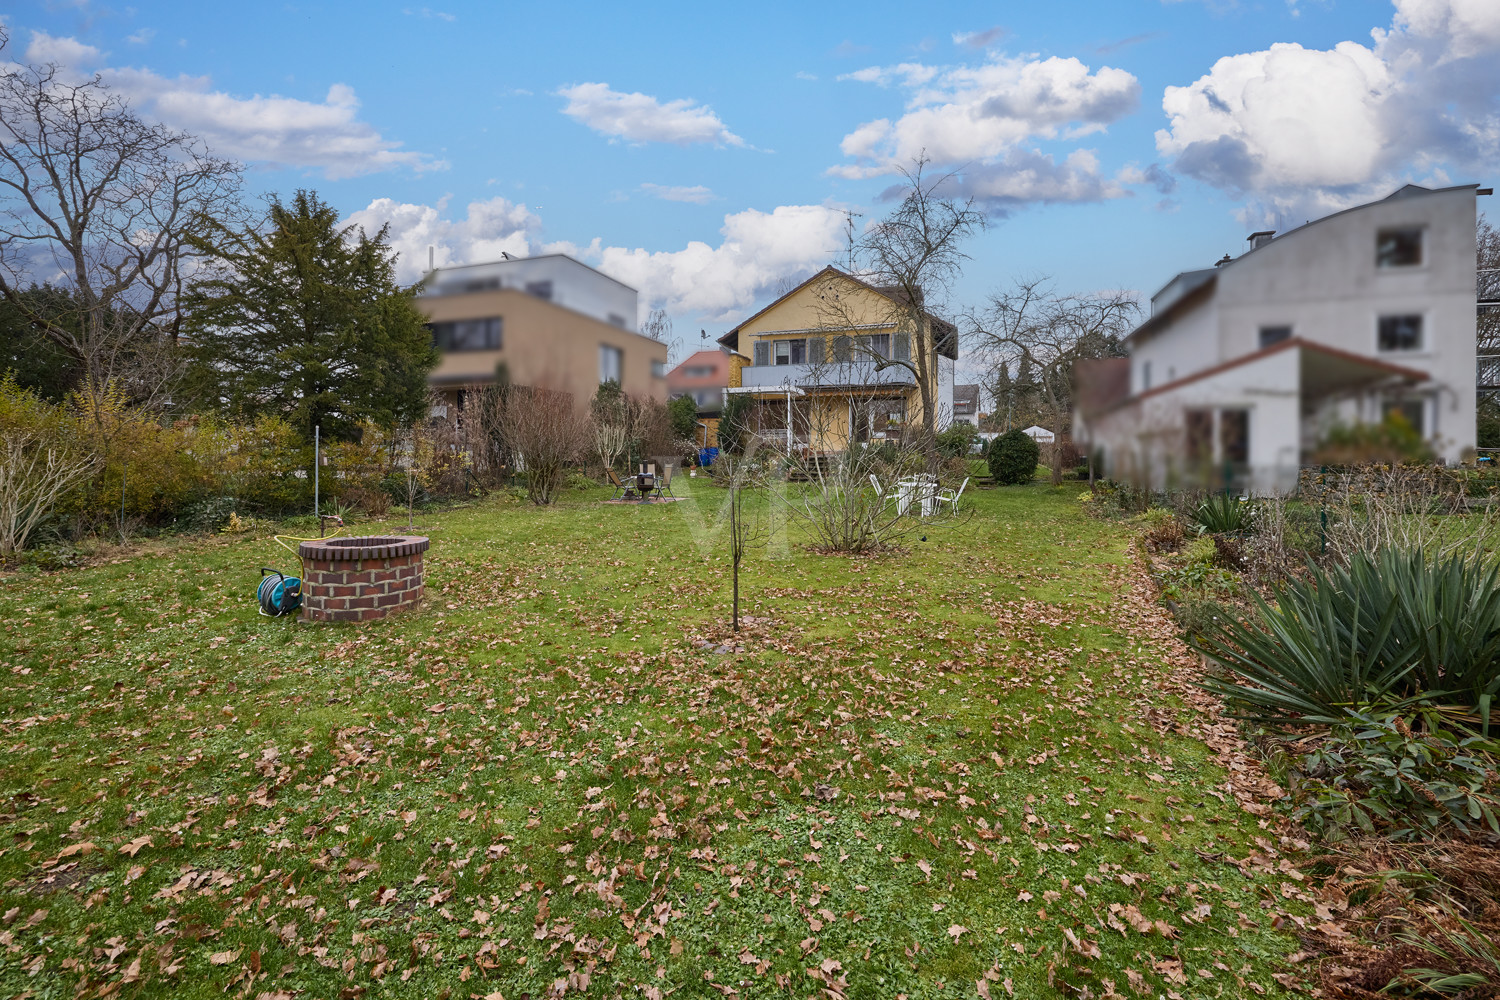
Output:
(113, 69), (445, 178)
(557, 82), (744, 147)
(1157, 0), (1500, 216)
(838, 63), (940, 88)
(125, 28), (156, 45)
(402, 6), (456, 20)
(952, 27), (1006, 49)
(834, 55), (1138, 169)
(596, 204), (848, 319)
(25, 30), (101, 66)
(355, 196), (847, 321)
(344, 196), (543, 283)
(10, 31), (442, 179)
(640, 183), (716, 204)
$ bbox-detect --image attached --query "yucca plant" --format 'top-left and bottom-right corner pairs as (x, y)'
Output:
(1194, 548), (1500, 731)
(1192, 492), (1251, 534)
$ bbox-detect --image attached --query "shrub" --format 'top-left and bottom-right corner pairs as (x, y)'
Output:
(1195, 548), (1500, 731)
(936, 422), (978, 459)
(499, 386), (584, 506)
(0, 376), (97, 556)
(1192, 492), (1252, 534)
(988, 429), (1039, 486)
(1134, 507), (1184, 552)
(1288, 712), (1500, 841)
(1312, 411), (1434, 466)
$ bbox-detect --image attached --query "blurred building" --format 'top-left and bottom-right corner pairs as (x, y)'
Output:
(1077, 183), (1487, 493)
(419, 254), (667, 415)
(951, 384), (980, 426)
(666, 348), (730, 449)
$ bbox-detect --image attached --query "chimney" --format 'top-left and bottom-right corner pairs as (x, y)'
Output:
(428, 245), (435, 271)
(1247, 230), (1275, 251)
(1214, 253), (1233, 267)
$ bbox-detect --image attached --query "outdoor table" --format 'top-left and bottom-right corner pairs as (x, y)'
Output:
(896, 475), (938, 517)
(635, 473), (657, 502)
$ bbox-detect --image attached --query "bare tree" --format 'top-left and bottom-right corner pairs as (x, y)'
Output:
(0, 30), (242, 412)
(500, 386), (584, 505)
(972, 277), (1137, 484)
(716, 455), (770, 631)
(847, 154), (985, 445)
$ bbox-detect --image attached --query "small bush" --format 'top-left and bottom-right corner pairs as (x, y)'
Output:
(1192, 492), (1252, 534)
(936, 423), (979, 459)
(1288, 712), (1500, 841)
(988, 429), (1040, 486)
(1134, 507), (1184, 553)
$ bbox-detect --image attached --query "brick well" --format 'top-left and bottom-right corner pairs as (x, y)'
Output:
(297, 535), (429, 623)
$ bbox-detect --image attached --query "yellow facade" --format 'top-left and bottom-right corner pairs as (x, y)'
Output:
(720, 268), (952, 453)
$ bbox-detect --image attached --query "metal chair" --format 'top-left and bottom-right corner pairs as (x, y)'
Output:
(659, 463), (677, 498)
(606, 468), (638, 501)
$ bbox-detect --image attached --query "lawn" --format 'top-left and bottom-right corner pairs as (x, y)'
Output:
(0, 476), (1308, 999)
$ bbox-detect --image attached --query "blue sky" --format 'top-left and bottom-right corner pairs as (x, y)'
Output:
(4, 0), (1497, 357)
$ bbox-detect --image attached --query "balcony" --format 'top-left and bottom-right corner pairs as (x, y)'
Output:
(738, 361), (915, 392)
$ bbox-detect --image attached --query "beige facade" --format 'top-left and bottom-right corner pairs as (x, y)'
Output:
(720, 268), (957, 453)
(421, 287), (667, 408)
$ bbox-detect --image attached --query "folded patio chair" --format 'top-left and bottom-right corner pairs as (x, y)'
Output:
(606, 468), (638, 501)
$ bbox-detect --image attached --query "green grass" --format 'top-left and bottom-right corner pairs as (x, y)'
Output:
(0, 477), (1304, 998)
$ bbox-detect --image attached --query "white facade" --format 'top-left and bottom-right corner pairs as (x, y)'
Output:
(424, 254), (639, 332)
(1081, 184), (1481, 493)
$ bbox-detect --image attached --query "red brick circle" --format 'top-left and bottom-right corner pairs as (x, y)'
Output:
(297, 535), (429, 622)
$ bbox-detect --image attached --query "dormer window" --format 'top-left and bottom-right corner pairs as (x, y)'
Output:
(1376, 227), (1423, 268)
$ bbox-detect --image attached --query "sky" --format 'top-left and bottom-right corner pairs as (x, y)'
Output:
(4, 0), (1499, 364)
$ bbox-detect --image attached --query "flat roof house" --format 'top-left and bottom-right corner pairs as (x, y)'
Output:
(419, 254), (667, 415)
(1077, 184), (1486, 493)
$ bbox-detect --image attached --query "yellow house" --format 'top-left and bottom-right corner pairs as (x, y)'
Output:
(717, 266), (957, 453)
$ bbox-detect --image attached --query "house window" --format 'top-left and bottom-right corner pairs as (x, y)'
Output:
(1220, 409), (1250, 464)
(853, 396), (906, 442)
(1259, 325), (1292, 349)
(773, 339), (807, 365)
(430, 317), (502, 351)
(599, 344), (623, 384)
(1378, 314), (1424, 352)
(684, 365), (715, 378)
(856, 334), (891, 359)
(524, 280), (553, 301)
(651, 360), (668, 378)
(1376, 227), (1423, 268)
(1141, 360), (1152, 391)
(607, 313), (627, 328)
(1185, 408), (1213, 463)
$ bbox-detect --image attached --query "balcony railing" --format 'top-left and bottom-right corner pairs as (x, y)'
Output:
(1480, 268), (1500, 306)
(739, 360), (915, 391)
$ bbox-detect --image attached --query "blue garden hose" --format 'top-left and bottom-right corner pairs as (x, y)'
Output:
(257, 567), (303, 617)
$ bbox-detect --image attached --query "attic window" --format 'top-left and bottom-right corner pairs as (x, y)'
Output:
(1376, 227), (1423, 268)
(1259, 325), (1292, 349)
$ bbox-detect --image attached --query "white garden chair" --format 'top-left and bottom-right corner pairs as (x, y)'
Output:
(934, 477), (970, 514)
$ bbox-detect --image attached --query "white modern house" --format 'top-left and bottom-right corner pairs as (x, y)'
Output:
(1076, 183), (1486, 493)
(423, 253), (639, 331)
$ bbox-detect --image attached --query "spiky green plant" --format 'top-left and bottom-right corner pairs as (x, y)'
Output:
(1194, 549), (1500, 731)
(1191, 492), (1251, 534)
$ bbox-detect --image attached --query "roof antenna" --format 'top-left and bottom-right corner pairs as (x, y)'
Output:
(427, 245), (435, 271)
